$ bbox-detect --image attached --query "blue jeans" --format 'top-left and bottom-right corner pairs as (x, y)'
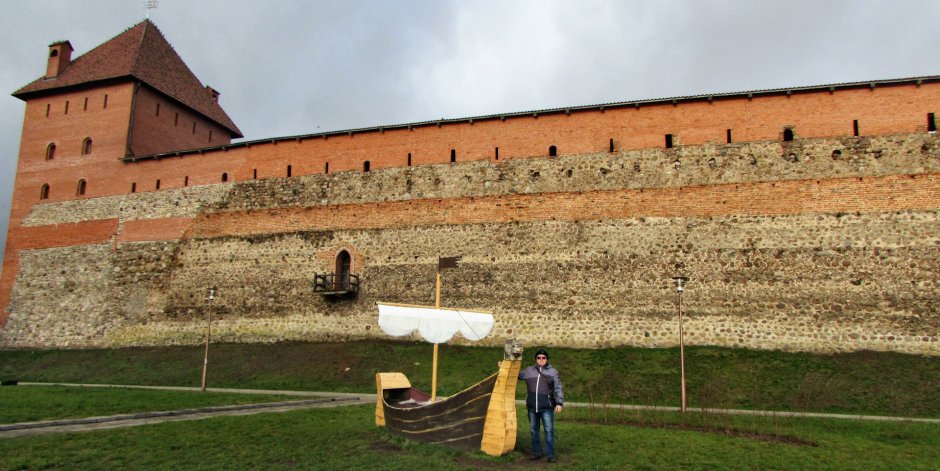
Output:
(528, 409), (555, 458)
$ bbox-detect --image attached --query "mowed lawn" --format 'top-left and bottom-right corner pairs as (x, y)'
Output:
(0, 397), (938, 470)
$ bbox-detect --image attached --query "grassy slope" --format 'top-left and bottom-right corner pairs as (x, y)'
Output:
(0, 386), (295, 423)
(2, 340), (939, 417)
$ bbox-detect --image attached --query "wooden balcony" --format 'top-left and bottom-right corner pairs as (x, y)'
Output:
(313, 273), (360, 298)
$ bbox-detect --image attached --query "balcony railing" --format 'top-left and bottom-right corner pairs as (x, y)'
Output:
(313, 272), (360, 297)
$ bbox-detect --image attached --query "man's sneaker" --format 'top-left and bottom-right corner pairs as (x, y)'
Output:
(529, 455), (542, 460)
(547, 456), (556, 463)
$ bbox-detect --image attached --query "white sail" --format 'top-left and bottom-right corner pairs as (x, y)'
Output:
(377, 302), (494, 343)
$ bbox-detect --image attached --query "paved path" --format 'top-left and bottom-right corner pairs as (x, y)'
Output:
(2, 382), (937, 439)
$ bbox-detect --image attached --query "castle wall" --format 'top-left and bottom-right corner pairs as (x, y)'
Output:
(2, 134), (938, 353)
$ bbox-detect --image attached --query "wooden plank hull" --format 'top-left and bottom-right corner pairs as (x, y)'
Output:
(376, 359), (521, 456)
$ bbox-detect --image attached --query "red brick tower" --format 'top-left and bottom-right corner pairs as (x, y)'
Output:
(1, 20), (242, 323)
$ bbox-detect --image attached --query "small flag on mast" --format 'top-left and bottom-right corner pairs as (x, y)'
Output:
(144, 0), (158, 18)
(438, 256), (462, 270)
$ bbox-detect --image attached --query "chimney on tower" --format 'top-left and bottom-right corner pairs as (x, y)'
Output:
(205, 85), (220, 102)
(46, 40), (73, 78)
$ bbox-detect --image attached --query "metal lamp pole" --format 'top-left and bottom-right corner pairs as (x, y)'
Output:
(673, 276), (689, 412)
(200, 287), (216, 392)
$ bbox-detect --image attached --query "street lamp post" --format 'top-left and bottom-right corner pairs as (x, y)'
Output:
(200, 287), (216, 392)
(673, 276), (689, 413)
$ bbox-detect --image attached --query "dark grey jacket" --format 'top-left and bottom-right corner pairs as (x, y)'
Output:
(519, 364), (564, 412)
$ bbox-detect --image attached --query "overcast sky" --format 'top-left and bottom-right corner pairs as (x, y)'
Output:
(2, 0), (940, 262)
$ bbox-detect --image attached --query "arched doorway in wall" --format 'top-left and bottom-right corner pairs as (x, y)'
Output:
(335, 250), (352, 291)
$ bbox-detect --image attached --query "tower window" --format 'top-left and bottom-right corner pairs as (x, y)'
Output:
(156, 179), (161, 190)
(45, 104), (50, 117)
(609, 139), (614, 152)
(131, 182), (137, 193)
(83, 97), (88, 111)
(77, 179), (86, 196)
(174, 113), (179, 126)
(103, 94), (108, 109)
(156, 103), (161, 116)
(192, 122), (197, 134)
(81, 137), (93, 155)
(929, 113), (937, 132)
(407, 153), (412, 167)
(783, 128), (795, 141)
(64, 100), (69, 115)
(363, 161), (371, 172)
(495, 147), (499, 160)
(726, 129), (732, 143)
(665, 134), (674, 148)
(208, 130), (213, 142)
(325, 162), (329, 174)
(40, 184), (50, 200)
(45, 143), (56, 160)
(287, 165), (292, 177)
(184, 176), (189, 186)
(221, 172), (228, 182)
(253, 169), (257, 179)
(450, 149), (456, 163)
(549, 145), (557, 157)
(853, 120), (859, 137)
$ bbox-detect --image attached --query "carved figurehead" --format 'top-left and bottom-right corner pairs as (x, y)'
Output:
(503, 338), (523, 361)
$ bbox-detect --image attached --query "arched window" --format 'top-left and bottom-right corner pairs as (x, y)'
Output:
(81, 138), (93, 155)
(76, 179), (86, 196)
(549, 145), (557, 157)
(46, 143), (56, 160)
(363, 161), (371, 172)
(40, 184), (50, 200)
(50, 49), (59, 58)
(221, 172), (228, 182)
(783, 128), (795, 141)
(335, 250), (352, 290)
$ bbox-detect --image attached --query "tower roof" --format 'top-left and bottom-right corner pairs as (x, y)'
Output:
(13, 20), (242, 138)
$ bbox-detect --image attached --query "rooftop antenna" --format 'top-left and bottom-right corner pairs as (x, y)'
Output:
(144, 0), (158, 19)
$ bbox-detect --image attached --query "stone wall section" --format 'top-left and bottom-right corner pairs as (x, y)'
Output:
(2, 134), (938, 354)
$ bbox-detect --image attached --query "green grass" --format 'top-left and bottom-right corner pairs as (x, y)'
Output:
(2, 340), (939, 417)
(0, 402), (937, 470)
(0, 385), (295, 423)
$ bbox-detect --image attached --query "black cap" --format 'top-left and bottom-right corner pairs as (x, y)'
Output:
(534, 349), (549, 359)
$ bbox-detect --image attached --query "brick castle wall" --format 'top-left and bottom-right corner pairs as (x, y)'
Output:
(2, 133), (937, 353)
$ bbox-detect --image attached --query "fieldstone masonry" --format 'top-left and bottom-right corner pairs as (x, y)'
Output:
(2, 135), (938, 354)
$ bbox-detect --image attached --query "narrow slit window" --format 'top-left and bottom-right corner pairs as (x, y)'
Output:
(450, 149), (456, 163)
(131, 182), (137, 193)
(45, 143), (56, 160)
(64, 100), (69, 115)
(407, 153), (412, 166)
(156, 103), (161, 116)
(83, 97), (88, 111)
(221, 172), (228, 182)
(495, 147), (499, 160)
(853, 120), (859, 137)
(665, 134), (674, 148)
(192, 122), (197, 134)
(253, 169), (258, 179)
(609, 139), (614, 152)
(208, 130), (213, 142)
(184, 176), (189, 187)
(81, 137), (93, 155)
(174, 113), (179, 126)
(549, 145), (557, 157)
(929, 113), (937, 132)
(325, 162), (329, 174)
(46, 104), (50, 117)
(783, 128), (794, 141)
(155, 179), (161, 190)
(363, 161), (371, 172)
(287, 165), (292, 177)
(77, 179), (86, 196)
(40, 184), (50, 200)
(103, 94), (108, 109)
(726, 129), (732, 143)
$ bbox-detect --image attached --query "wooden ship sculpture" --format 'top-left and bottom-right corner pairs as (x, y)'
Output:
(374, 256), (522, 456)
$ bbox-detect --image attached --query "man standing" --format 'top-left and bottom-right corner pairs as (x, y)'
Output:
(519, 348), (564, 463)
